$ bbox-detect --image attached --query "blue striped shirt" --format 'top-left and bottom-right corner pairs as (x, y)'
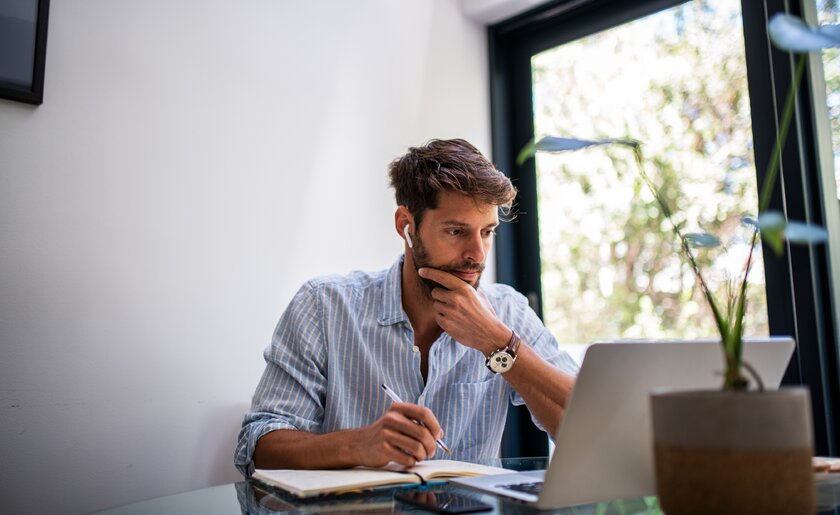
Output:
(234, 256), (579, 477)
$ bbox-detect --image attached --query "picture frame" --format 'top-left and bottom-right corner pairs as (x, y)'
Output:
(0, 0), (50, 105)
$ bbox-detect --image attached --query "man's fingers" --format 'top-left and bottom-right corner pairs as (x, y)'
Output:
(418, 268), (467, 290)
(383, 414), (432, 448)
(380, 407), (438, 460)
(384, 429), (433, 461)
(384, 444), (418, 468)
(390, 403), (444, 439)
(430, 287), (452, 303)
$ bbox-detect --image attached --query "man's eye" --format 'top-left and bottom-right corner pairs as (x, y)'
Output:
(447, 229), (464, 236)
(483, 230), (497, 238)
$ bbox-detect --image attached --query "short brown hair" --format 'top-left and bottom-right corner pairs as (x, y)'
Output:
(388, 139), (517, 226)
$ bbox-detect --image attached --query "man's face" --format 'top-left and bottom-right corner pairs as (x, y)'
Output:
(408, 190), (499, 294)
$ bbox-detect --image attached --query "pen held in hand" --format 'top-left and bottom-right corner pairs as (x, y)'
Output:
(380, 383), (452, 455)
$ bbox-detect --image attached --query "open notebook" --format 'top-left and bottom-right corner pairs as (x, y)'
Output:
(452, 338), (796, 509)
(252, 459), (510, 498)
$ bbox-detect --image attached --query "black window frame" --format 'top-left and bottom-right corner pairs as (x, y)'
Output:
(490, 0), (839, 457)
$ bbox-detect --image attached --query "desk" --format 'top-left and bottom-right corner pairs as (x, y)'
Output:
(96, 457), (840, 514)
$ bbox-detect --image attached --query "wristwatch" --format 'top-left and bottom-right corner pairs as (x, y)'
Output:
(485, 330), (521, 374)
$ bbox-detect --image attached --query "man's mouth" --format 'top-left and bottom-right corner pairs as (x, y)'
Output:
(451, 269), (480, 282)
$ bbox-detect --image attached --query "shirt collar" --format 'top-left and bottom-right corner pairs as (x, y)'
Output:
(378, 255), (410, 326)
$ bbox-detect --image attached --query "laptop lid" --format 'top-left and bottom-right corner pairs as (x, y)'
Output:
(453, 337), (795, 509)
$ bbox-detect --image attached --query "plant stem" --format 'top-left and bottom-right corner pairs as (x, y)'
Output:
(631, 147), (730, 342)
(724, 228), (759, 390)
(633, 53), (806, 390)
(759, 54), (807, 212)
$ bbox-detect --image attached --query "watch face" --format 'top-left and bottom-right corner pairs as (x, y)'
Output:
(489, 350), (514, 373)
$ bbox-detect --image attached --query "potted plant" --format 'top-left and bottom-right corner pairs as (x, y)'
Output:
(518, 12), (833, 514)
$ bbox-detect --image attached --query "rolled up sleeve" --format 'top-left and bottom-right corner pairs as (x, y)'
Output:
(234, 283), (328, 477)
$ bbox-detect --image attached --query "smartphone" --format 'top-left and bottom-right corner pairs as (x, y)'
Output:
(395, 491), (493, 514)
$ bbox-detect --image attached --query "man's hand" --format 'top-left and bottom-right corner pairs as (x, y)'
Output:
(418, 267), (510, 354)
(353, 402), (444, 468)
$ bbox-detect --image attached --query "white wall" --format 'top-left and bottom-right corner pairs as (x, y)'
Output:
(0, 1), (491, 513)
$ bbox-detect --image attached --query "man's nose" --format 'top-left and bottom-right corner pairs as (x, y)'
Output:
(463, 232), (486, 263)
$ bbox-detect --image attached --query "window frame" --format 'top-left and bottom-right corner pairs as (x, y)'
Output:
(490, 0), (838, 457)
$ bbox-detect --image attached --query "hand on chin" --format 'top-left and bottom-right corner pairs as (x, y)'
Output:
(418, 268), (506, 352)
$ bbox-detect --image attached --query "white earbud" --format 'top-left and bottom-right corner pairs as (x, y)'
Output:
(403, 225), (413, 249)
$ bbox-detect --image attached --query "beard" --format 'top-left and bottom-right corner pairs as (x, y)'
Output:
(409, 231), (485, 297)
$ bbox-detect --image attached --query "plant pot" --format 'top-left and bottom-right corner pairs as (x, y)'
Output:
(650, 387), (815, 514)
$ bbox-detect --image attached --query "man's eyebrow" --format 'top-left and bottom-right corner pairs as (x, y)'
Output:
(440, 221), (500, 228)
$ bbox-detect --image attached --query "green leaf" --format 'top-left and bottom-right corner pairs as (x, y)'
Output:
(684, 232), (721, 248)
(785, 221), (829, 244)
(757, 211), (786, 254)
(756, 212), (827, 253)
(725, 230), (758, 390)
(768, 13), (840, 52)
(517, 136), (639, 166)
(762, 230), (785, 256)
(515, 138), (537, 166)
(535, 136), (638, 152)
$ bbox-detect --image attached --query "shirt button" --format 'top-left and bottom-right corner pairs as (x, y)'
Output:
(413, 345), (420, 353)
(419, 394), (426, 403)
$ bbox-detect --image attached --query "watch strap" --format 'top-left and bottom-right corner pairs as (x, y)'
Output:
(506, 330), (521, 357)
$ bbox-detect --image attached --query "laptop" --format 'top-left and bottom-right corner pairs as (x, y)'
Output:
(451, 337), (795, 510)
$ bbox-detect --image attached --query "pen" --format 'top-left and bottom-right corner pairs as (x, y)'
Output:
(380, 383), (452, 455)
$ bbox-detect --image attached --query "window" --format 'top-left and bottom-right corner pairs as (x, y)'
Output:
(491, 0), (838, 457)
(531, 1), (766, 359)
(816, 0), (840, 200)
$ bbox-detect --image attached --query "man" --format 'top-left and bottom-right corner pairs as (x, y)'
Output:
(235, 139), (578, 477)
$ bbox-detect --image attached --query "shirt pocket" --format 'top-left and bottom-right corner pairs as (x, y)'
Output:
(444, 379), (508, 458)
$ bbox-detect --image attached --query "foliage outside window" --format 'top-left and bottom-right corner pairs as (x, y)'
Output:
(531, 0), (768, 343)
(817, 0), (840, 200)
